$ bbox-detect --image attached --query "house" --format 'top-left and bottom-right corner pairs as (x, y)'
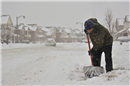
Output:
(124, 15), (130, 33)
(24, 25), (31, 41)
(59, 27), (68, 43)
(63, 27), (73, 43)
(116, 15), (130, 38)
(44, 26), (74, 43)
(37, 26), (46, 43)
(14, 24), (25, 42)
(27, 24), (38, 42)
(52, 27), (65, 43)
(1, 15), (15, 43)
(73, 29), (82, 42)
(45, 26), (57, 40)
(41, 27), (52, 38)
(54, 27), (66, 43)
(116, 18), (124, 32)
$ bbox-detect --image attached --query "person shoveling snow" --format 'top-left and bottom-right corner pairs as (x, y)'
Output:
(83, 18), (113, 78)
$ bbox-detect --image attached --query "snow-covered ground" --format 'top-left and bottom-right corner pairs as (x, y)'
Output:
(0, 41), (130, 85)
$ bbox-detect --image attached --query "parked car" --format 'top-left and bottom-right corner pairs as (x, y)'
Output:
(1, 39), (10, 44)
(45, 38), (56, 46)
(21, 40), (30, 44)
(117, 36), (130, 42)
(15, 40), (21, 43)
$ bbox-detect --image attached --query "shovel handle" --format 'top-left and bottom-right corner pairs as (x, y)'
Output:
(86, 34), (93, 66)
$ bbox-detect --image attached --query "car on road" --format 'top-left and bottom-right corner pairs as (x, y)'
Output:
(117, 36), (130, 42)
(45, 38), (56, 46)
(21, 40), (30, 44)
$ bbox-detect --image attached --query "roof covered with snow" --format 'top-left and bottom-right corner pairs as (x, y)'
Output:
(73, 29), (81, 34)
(59, 28), (63, 32)
(46, 32), (51, 36)
(38, 26), (52, 36)
(24, 26), (30, 30)
(40, 27), (50, 32)
(1, 15), (10, 24)
(64, 28), (72, 33)
(46, 29), (52, 36)
(27, 24), (37, 31)
(18, 25), (24, 30)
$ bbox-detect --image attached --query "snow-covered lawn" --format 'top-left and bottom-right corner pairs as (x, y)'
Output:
(0, 41), (130, 85)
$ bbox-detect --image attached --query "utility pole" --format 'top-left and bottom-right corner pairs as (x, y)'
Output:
(16, 15), (25, 43)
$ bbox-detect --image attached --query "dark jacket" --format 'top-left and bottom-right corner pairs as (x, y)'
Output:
(88, 18), (113, 50)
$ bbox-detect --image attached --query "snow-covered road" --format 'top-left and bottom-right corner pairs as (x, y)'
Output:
(1, 42), (130, 85)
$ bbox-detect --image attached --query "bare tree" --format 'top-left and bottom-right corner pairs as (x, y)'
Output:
(104, 8), (116, 34)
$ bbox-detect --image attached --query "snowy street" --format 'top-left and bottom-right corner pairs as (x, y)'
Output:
(1, 42), (130, 85)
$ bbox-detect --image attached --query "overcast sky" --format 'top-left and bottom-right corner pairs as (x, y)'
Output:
(1, 1), (129, 30)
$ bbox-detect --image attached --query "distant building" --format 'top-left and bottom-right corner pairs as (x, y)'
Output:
(27, 24), (38, 42)
(63, 27), (72, 42)
(24, 25), (31, 41)
(15, 24), (25, 42)
(55, 27), (63, 43)
(1, 15), (15, 43)
(37, 26), (46, 43)
(45, 26), (58, 41)
(116, 15), (130, 38)
(73, 29), (82, 42)
(116, 18), (124, 31)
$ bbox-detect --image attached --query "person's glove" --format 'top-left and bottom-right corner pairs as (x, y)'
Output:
(84, 29), (88, 34)
(88, 49), (94, 56)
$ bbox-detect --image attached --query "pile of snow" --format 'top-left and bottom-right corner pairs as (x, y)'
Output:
(1, 41), (130, 85)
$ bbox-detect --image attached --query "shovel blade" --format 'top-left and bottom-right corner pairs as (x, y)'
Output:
(83, 66), (105, 78)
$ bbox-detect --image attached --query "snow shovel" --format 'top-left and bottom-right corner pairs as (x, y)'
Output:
(83, 34), (105, 78)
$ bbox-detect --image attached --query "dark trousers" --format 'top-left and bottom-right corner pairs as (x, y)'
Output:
(92, 45), (113, 72)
